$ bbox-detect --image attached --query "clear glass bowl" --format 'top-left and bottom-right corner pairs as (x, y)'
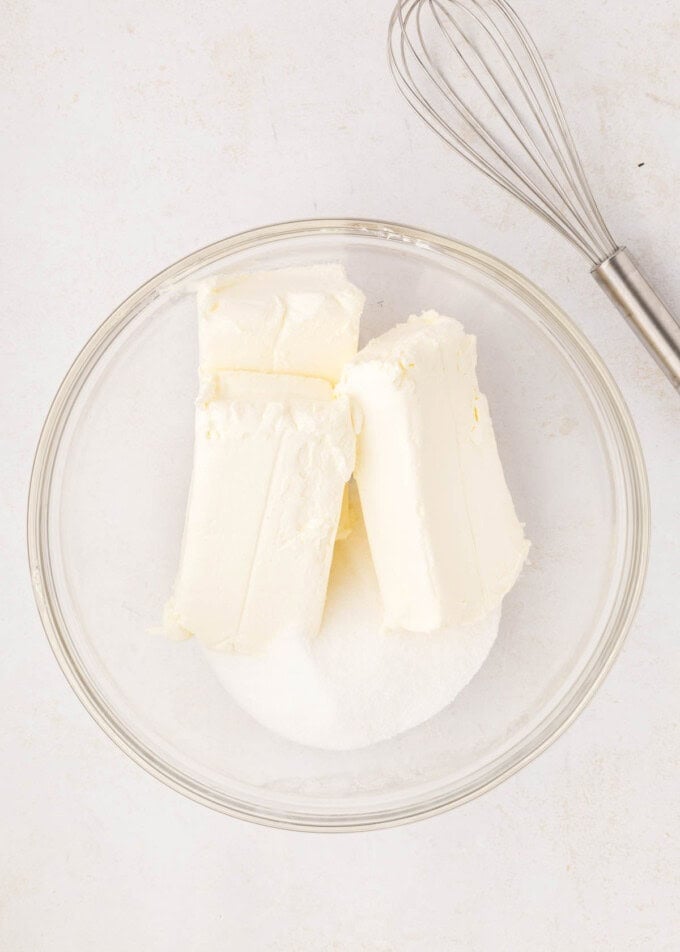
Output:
(28, 219), (649, 831)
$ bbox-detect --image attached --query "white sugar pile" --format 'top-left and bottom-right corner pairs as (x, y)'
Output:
(203, 495), (500, 750)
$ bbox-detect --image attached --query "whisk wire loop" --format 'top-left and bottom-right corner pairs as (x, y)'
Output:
(388, 0), (616, 263)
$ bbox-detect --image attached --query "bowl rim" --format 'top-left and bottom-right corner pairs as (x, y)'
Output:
(27, 217), (650, 832)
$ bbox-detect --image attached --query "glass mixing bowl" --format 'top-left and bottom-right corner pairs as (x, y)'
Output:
(28, 219), (649, 831)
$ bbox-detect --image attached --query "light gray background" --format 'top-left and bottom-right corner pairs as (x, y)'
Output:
(2, 0), (679, 948)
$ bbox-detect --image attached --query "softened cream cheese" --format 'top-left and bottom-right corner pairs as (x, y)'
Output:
(340, 311), (530, 631)
(165, 370), (355, 652)
(198, 264), (364, 383)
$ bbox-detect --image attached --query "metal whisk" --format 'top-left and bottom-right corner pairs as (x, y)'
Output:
(389, 0), (680, 389)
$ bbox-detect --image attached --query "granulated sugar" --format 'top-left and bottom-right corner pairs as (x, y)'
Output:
(204, 499), (500, 750)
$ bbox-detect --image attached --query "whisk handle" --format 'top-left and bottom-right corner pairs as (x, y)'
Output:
(593, 248), (680, 390)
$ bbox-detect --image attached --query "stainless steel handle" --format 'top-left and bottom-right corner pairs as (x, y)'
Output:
(593, 248), (680, 391)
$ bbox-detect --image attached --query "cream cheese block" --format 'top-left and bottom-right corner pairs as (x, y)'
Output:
(166, 371), (355, 652)
(198, 264), (364, 383)
(340, 311), (529, 631)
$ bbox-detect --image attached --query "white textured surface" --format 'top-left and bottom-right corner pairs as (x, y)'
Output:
(2, 0), (679, 948)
